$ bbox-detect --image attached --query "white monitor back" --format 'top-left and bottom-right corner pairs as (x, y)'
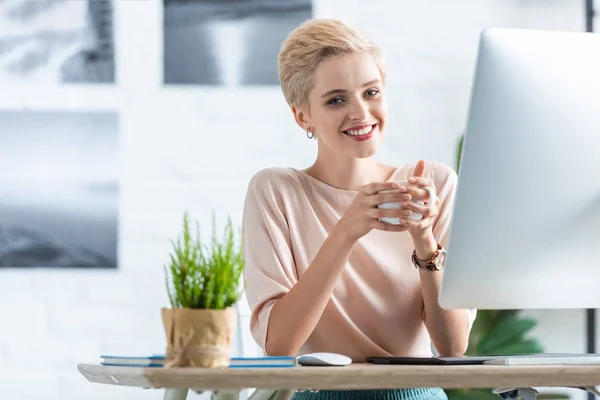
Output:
(439, 28), (600, 310)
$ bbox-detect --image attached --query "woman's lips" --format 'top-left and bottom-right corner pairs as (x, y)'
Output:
(343, 124), (377, 142)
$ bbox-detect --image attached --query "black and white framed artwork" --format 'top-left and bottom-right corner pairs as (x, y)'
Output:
(0, 0), (115, 84)
(163, 0), (312, 85)
(0, 111), (119, 268)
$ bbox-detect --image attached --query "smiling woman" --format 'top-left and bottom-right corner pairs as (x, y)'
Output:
(241, 18), (476, 400)
(300, 52), (386, 157)
(278, 20), (388, 166)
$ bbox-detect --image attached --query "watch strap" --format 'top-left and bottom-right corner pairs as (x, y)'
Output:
(411, 243), (446, 271)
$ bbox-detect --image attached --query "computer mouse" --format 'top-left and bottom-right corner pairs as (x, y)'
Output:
(296, 352), (352, 366)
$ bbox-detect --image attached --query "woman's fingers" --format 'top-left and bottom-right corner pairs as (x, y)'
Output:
(361, 181), (402, 196)
(402, 185), (432, 201)
(372, 208), (412, 219)
(369, 192), (412, 205)
(408, 177), (434, 187)
(401, 201), (438, 218)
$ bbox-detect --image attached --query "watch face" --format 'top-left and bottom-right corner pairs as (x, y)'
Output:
(436, 250), (447, 270)
(412, 246), (446, 271)
(427, 261), (440, 272)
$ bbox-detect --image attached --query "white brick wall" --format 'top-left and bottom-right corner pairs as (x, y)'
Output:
(0, 1), (594, 399)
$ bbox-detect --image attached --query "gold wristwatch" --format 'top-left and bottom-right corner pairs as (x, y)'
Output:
(411, 243), (446, 272)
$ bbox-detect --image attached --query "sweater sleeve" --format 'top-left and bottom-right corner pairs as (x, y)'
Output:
(241, 169), (298, 354)
(429, 162), (477, 333)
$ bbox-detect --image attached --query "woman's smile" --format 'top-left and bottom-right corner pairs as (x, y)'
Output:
(342, 123), (377, 141)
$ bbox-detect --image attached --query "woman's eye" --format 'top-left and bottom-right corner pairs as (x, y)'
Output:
(327, 97), (344, 105)
(366, 89), (380, 97)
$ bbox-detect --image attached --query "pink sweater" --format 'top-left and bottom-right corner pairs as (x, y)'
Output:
(242, 161), (476, 361)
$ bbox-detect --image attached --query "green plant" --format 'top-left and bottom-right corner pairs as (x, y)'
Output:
(446, 135), (567, 400)
(164, 210), (244, 310)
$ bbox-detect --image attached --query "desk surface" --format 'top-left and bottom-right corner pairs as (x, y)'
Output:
(77, 363), (600, 390)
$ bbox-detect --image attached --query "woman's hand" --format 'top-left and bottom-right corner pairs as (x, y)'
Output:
(401, 160), (440, 240)
(336, 181), (413, 243)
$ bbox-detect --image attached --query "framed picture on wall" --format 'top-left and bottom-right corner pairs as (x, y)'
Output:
(0, 111), (119, 268)
(163, 0), (312, 85)
(0, 0), (115, 84)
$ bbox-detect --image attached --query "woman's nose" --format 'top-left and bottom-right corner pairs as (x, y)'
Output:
(348, 99), (369, 121)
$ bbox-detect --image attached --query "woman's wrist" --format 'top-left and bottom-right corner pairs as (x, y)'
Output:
(332, 219), (359, 249)
(412, 229), (438, 260)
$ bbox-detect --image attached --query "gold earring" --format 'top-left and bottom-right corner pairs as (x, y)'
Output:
(306, 129), (314, 139)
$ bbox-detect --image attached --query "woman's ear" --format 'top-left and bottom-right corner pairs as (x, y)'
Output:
(291, 105), (311, 132)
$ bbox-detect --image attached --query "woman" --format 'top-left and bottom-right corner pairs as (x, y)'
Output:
(242, 18), (476, 400)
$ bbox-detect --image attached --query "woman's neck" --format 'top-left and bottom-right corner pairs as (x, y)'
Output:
(303, 154), (394, 191)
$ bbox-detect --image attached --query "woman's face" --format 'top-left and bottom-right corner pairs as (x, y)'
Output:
(295, 52), (387, 159)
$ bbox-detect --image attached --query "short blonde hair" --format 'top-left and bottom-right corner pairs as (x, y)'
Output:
(278, 18), (386, 110)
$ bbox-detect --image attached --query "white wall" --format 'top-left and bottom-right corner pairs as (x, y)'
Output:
(0, 1), (594, 399)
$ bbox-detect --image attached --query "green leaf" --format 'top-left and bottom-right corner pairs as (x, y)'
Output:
(490, 310), (519, 331)
(478, 317), (537, 355)
(490, 339), (544, 355)
(446, 388), (498, 400)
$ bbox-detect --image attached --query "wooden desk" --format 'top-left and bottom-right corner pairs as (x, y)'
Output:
(77, 363), (600, 400)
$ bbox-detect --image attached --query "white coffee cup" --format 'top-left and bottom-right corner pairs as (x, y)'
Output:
(377, 180), (436, 225)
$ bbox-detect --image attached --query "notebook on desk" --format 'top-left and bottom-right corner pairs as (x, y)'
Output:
(366, 353), (600, 366)
(100, 354), (296, 368)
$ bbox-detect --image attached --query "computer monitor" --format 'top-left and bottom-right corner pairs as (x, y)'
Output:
(439, 28), (600, 310)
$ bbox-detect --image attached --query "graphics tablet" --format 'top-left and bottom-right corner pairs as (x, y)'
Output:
(366, 356), (496, 365)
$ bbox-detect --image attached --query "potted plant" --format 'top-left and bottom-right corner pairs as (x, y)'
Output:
(162, 210), (244, 368)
